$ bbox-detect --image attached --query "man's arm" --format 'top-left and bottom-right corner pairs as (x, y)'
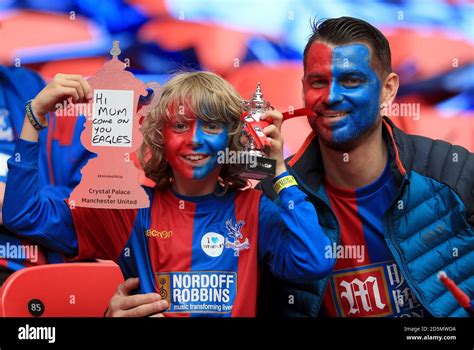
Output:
(3, 138), (78, 255)
(3, 73), (93, 256)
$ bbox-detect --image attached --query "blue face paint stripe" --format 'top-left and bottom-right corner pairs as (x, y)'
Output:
(192, 118), (229, 180)
(328, 44), (382, 145)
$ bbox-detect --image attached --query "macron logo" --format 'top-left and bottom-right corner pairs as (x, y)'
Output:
(18, 324), (55, 344)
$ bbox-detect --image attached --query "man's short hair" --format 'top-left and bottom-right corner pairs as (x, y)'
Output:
(303, 16), (392, 78)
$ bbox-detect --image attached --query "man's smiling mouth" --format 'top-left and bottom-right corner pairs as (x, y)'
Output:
(317, 111), (350, 118)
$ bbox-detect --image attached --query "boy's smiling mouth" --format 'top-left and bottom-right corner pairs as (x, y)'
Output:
(181, 153), (211, 166)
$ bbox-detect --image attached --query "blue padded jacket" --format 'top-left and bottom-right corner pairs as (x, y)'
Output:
(258, 117), (474, 317)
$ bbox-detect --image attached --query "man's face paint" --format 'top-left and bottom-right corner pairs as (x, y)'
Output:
(303, 42), (381, 149)
(164, 115), (228, 180)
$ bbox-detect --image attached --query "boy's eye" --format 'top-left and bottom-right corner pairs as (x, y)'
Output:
(202, 122), (224, 134)
(172, 122), (190, 132)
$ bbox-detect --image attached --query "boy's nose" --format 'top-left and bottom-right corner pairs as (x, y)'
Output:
(191, 123), (203, 148)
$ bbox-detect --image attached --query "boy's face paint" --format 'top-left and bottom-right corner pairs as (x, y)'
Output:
(163, 115), (228, 180)
(303, 42), (382, 149)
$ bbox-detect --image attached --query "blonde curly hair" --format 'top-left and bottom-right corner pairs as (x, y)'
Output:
(139, 71), (248, 192)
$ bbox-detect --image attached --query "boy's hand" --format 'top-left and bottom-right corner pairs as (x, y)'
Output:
(31, 73), (92, 123)
(261, 109), (287, 177)
(105, 277), (168, 317)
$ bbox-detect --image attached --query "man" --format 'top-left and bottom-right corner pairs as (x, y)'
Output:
(105, 16), (474, 318)
(257, 16), (474, 318)
(0, 66), (72, 283)
(0, 67), (98, 285)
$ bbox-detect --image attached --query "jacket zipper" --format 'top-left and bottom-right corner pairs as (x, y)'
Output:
(383, 175), (437, 316)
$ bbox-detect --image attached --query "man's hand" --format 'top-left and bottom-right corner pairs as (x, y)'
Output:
(105, 277), (168, 317)
(31, 73), (92, 123)
(261, 109), (287, 177)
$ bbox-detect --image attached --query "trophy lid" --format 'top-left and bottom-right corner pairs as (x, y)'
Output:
(243, 82), (270, 113)
(252, 82), (264, 103)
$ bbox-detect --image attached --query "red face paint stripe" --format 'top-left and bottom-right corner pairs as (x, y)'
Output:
(163, 117), (196, 180)
(304, 42), (333, 143)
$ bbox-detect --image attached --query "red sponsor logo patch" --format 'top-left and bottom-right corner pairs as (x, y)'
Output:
(332, 266), (393, 317)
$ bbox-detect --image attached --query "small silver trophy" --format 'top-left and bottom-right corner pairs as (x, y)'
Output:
(233, 82), (276, 179)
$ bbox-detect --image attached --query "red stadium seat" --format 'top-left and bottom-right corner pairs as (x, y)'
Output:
(0, 262), (123, 317)
(0, 10), (107, 65)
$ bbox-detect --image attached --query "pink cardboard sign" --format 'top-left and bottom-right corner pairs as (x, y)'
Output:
(69, 42), (155, 209)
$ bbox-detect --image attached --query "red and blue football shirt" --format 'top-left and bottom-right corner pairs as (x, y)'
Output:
(69, 184), (332, 317)
(322, 159), (428, 317)
(5, 138), (334, 317)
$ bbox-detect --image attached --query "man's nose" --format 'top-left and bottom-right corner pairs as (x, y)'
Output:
(327, 81), (344, 106)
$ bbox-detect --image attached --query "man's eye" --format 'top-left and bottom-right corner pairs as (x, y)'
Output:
(341, 78), (365, 87)
(311, 80), (327, 88)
